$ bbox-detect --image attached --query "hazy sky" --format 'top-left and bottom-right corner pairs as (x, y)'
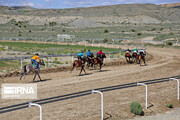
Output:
(0, 0), (179, 9)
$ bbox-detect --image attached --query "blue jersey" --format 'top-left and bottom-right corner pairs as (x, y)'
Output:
(87, 51), (91, 56)
(78, 53), (85, 58)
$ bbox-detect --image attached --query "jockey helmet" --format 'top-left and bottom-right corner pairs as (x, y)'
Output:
(35, 53), (39, 56)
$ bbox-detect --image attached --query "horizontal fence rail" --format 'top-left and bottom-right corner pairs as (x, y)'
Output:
(0, 75), (179, 114)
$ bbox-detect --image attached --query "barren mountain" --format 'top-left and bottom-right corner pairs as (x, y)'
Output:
(0, 3), (180, 26)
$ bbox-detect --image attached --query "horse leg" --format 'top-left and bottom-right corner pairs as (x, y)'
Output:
(143, 57), (146, 65)
(125, 57), (128, 62)
(33, 72), (37, 81)
(19, 73), (24, 80)
(79, 68), (83, 75)
(99, 64), (101, 71)
(36, 71), (42, 81)
(70, 63), (75, 73)
(94, 63), (96, 70)
(82, 66), (86, 74)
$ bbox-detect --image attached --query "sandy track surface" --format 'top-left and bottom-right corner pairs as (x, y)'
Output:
(0, 46), (180, 120)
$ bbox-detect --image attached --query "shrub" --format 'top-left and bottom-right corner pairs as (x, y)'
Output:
(151, 28), (156, 31)
(167, 42), (173, 46)
(103, 38), (108, 43)
(130, 102), (143, 115)
(131, 29), (136, 32)
(160, 28), (164, 31)
(169, 32), (174, 35)
(166, 103), (173, 108)
(18, 33), (22, 36)
(137, 33), (142, 36)
(104, 29), (109, 33)
(53, 60), (62, 64)
(65, 61), (69, 64)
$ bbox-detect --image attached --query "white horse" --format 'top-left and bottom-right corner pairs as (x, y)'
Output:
(19, 59), (45, 81)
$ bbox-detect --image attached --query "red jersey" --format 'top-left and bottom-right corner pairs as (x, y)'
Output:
(97, 51), (105, 55)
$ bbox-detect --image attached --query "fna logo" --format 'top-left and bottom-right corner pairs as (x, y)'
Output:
(2, 84), (37, 99)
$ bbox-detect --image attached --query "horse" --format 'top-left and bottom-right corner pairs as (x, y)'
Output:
(125, 52), (132, 63)
(19, 59), (45, 81)
(70, 57), (87, 75)
(138, 53), (146, 66)
(92, 54), (106, 71)
(86, 55), (95, 69)
(132, 52), (138, 63)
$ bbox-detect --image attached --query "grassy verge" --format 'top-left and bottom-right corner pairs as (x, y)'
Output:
(0, 42), (120, 55)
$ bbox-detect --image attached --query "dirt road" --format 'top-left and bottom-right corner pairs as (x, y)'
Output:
(0, 46), (180, 120)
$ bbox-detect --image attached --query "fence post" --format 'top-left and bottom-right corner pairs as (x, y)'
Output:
(92, 90), (103, 120)
(21, 58), (23, 69)
(29, 102), (42, 120)
(137, 83), (148, 109)
(169, 78), (179, 100)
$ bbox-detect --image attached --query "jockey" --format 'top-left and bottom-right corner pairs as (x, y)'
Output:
(139, 49), (146, 56)
(31, 53), (41, 69)
(77, 51), (85, 65)
(97, 50), (105, 63)
(86, 50), (92, 59)
(126, 49), (132, 56)
(126, 49), (131, 53)
(133, 48), (138, 54)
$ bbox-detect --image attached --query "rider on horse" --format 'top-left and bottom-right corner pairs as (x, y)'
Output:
(77, 51), (85, 66)
(31, 53), (41, 69)
(126, 49), (132, 56)
(139, 49), (146, 56)
(133, 48), (138, 54)
(87, 50), (94, 64)
(96, 50), (105, 64)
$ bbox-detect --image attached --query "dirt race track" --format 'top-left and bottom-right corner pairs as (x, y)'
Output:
(0, 46), (180, 120)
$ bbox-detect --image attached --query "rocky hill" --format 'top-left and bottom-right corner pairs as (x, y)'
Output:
(0, 3), (179, 27)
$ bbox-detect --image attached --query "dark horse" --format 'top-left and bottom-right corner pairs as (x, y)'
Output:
(92, 54), (106, 71)
(86, 54), (94, 69)
(138, 53), (146, 66)
(70, 58), (87, 75)
(132, 52), (138, 63)
(125, 52), (132, 63)
(19, 59), (45, 81)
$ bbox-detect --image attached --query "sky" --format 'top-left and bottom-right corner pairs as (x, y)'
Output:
(0, 0), (179, 9)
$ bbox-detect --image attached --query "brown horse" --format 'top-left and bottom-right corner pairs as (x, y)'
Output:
(93, 54), (106, 71)
(70, 58), (87, 75)
(19, 59), (45, 81)
(125, 52), (132, 63)
(138, 54), (146, 66)
(86, 55), (94, 69)
(132, 52), (138, 63)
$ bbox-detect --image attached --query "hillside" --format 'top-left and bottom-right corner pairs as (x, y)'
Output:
(0, 3), (179, 27)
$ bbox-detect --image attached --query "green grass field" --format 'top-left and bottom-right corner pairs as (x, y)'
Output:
(0, 42), (120, 55)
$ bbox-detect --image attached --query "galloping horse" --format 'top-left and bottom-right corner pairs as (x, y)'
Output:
(132, 52), (138, 63)
(93, 54), (106, 71)
(19, 59), (45, 81)
(86, 54), (94, 69)
(138, 53), (146, 66)
(70, 58), (87, 75)
(125, 52), (132, 63)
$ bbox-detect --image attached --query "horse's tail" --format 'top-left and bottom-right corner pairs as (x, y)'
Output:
(70, 61), (76, 73)
(19, 65), (27, 80)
